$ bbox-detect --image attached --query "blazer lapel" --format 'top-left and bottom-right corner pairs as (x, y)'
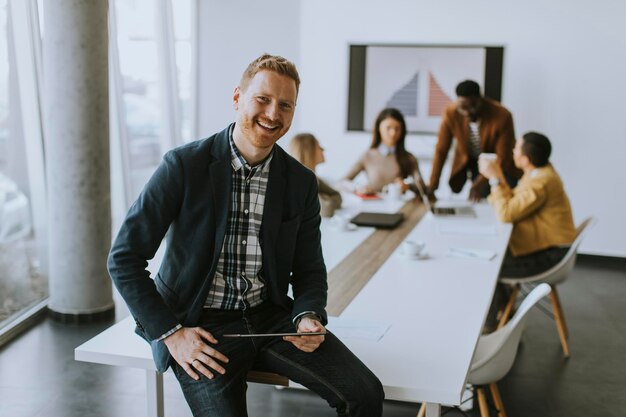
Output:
(209, 126), (233, 262)
(262, 148), (286, 253)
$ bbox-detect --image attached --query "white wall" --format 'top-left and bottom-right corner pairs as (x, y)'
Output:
(297, 0), (626, 257)
(197, 0), (626, 256)
(196, 0), (301, 138)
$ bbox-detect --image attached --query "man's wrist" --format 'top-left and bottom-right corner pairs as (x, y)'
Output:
(294, 312), (321, 328)
(158, 324), (182, 342)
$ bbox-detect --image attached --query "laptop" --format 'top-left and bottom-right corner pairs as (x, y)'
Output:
(412, 174), (476, 218)
(350, 212), (404, 229)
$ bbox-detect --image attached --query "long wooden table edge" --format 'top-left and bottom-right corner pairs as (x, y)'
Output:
(252, 198), (427, 385)
(326, 198), (427, 316)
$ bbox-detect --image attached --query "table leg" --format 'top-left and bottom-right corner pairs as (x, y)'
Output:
(146, 370), (164, 417)
(425, 402), (441, 417)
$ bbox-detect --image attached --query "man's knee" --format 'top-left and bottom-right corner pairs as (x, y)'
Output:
(346, 374), (384, 416)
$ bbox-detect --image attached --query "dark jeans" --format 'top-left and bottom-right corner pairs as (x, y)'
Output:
(500, 246), (570, 278)
(172, 302), (384, 417)
(485, 247), (570, 329)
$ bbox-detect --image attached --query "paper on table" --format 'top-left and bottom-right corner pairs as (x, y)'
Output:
(446, 247), (497, 261)
(326, 317), (392, 342)
(437, 223), (498, 236)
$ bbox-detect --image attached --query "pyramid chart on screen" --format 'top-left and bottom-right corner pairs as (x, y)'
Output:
(428, 72), (453, 116)
(386, 72), (418, 117)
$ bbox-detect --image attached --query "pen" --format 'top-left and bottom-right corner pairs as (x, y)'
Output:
(450, 248), (479, 257)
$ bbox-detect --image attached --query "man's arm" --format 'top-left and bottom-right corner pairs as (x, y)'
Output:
(107, 150), (184, 340)
(488, 181), (547, 223)
(290, 176), (328, 324)
(429, 114), (454, 192)
(495, 111), (519, 179)
(287, 176), (328, 352)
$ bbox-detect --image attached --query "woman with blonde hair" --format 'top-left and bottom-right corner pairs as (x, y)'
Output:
(289, 133), (342, 217)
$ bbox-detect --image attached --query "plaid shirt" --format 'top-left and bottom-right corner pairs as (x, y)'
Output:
(204, 129), (273, 310)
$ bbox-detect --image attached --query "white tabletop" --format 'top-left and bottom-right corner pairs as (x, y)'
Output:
(320, 192), (408, 270)
(326, 202), (511, 405)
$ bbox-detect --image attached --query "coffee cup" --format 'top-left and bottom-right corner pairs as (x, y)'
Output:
(330, 215), (351, 231)
(479, 153), (497, 162)
(386, 182), (402, 200)
(401, 240), (425, 257)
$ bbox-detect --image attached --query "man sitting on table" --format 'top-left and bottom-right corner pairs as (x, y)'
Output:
(108, 53), (384, 417)
(479, 131), (576, 277)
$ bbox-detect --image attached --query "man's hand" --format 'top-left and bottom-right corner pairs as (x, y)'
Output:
(478, 158), (501, 180)
(163, 327), (229, 381)
(469, 179), (489, 202)
(283, 316), (326, 353)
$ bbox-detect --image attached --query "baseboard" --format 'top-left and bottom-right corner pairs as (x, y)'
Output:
(577, 254), (626, 271)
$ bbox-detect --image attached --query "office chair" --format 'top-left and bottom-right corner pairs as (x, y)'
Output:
(417, 284), (551, 417)
(497, 217), (595, 357)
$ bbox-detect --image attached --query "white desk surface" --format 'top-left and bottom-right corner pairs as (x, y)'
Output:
(75, 316), (157, 371)
(76, 198), (511, 410)
(320, 193), (407, 270)
(330, 202), (511, 405)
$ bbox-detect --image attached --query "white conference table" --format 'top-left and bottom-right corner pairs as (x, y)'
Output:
(320, 195), (511, 416)
(319, 193), (406, 270)
(76, 194), (510, 417)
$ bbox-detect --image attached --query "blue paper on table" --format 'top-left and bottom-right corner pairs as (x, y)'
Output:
(446, 247), (497, 261)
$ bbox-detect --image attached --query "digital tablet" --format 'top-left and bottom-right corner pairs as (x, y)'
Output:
(222, 331), (327, 338)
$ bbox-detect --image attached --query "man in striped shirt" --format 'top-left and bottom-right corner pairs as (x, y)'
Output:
(429, 80), (522, 201)
(108, 54), (383, 416)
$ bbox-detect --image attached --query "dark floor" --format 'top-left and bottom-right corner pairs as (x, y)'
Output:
(1, 256), (625, 417)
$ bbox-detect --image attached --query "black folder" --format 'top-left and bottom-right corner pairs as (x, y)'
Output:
(350, 212), (404, 229)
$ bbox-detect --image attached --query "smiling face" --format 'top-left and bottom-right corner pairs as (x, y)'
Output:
(233, 70), (297, 157)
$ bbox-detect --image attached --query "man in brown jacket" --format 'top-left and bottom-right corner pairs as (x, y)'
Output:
(429, 80), (522, 200)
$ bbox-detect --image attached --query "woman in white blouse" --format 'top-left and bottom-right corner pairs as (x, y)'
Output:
(340, 108), (427, 195)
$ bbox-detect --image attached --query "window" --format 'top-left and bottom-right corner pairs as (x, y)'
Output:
(112, 0), (196, 203)
(171, 0), (194, 143)
(0, 0), (48, 337)
(113, 0), (163, 199)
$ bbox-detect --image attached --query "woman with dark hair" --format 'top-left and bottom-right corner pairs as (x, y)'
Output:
(289, 132), (342, 217)
(340, 108), (427, 195)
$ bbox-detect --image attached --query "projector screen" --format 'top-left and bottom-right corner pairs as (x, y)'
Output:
(347, 44), (504, 133)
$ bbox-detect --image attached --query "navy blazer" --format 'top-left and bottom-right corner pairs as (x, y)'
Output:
(108, 124), (328, 372)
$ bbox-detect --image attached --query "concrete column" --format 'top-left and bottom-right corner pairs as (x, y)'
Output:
(44, 0), (114, 319)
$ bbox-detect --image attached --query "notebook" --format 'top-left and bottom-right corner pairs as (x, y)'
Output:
(350, 212), (404, 229)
